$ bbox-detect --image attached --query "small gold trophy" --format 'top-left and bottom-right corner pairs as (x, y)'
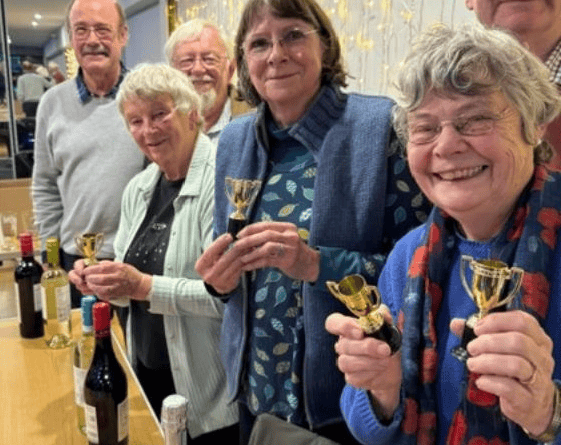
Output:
(225, 177), (262, 238)
(327, 274), (401, 354)
(451, 255), (524, 362)
(74, 232), (104, 266)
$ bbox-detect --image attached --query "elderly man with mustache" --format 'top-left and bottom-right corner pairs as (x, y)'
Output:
(32, 0), (146, 309)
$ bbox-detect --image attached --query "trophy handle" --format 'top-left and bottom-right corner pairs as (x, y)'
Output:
(74, 234), (84, 252)
(96, 233), (104, 250)
(460, 255), (474, 300)
(326, 280), (342, 304)
(368, 285), (382, 308)
(494, 266), (524, 310)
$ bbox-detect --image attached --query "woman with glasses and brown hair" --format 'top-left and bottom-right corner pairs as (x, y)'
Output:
(326, 24), (561, 445)
(194, 0), (430, 443)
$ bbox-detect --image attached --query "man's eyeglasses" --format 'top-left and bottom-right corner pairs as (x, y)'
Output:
(72, 24), (114, 40)
(243, 28), (317, 61)
(408, 109), (511, 145)
(174, 53), (224, 71)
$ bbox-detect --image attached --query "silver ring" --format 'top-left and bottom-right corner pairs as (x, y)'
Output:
(277, 244), (285, 257)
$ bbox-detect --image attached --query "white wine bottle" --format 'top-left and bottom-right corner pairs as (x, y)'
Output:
(85, 301), (129, 445)
(74, 295), (97, 436)
(161, 395), (188, 445)
(41, 237), (72, 348)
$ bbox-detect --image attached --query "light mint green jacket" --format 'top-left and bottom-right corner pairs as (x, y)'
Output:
(114, 134), (238, 438)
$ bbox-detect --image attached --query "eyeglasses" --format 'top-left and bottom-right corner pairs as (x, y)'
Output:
(72, 24), (114, 40)
(243, 28), (317, 61)
(127, 107), (178, 133)
(174, 53), (224, 71)
(408, 108), (511, 145)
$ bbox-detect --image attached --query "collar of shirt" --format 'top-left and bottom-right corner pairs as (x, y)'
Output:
(74, 63), (128, 103)
(545, 38), (561, 88)
(206, 98), (232, 143)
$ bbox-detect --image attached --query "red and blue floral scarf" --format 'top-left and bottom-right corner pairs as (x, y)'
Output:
(398, 165), (560, 445)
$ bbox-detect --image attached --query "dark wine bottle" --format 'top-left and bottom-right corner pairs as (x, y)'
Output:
(14, 233), (44, 338)
(84, 302), (128, 445)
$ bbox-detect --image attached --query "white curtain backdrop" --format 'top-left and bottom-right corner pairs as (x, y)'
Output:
(174, 0), (478, 98)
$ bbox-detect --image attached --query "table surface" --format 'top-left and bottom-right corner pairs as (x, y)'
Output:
(0, 310), (164, 445)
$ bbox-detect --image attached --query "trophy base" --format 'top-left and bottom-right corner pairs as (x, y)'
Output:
(451, 315), (478, 362)
(227, 218), (246, 239)
(368, 321), (402, 354)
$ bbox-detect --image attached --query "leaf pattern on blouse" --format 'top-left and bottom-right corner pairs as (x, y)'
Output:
(247, 151), (316, 423)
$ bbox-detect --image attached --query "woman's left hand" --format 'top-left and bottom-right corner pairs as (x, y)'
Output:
(452, 310), (555, 437)
(79, 260), (152, 302)
(236, 221), (320, 283)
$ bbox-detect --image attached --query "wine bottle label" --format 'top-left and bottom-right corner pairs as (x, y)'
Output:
(40, 286), (47, 321)
(56, 285), (71, 322)
(13, 282), (42, 323)
(118, 397), (129, 442)
(33, 283), (42, 312)
(85, 404), (99, 444)
(14, 283), (21, 324)
(73, 365), (87, 406)
(85, 398), (129, 444)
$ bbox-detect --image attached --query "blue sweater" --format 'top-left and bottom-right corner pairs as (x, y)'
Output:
(214, 84), (430, 428)
(341, 224), (561, 445)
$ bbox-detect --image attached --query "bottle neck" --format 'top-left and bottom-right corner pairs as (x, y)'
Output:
(93, 333), (114, 355)
(95, 326), (111, 340)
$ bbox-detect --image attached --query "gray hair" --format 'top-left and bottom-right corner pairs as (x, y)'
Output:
(392, 24), (561, 162)
(116, 63), (202, 124)
(165, 18), (233, 64)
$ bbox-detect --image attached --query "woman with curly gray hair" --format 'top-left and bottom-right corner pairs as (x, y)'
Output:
(327, 24), (561, 445)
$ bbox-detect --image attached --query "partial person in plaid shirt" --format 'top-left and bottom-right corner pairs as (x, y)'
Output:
(466, 0), (561, 169)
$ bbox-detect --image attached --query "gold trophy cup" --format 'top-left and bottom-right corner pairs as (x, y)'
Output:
(74, 232), (104, 266)
(327, 274), (401, 354)
(224, 177), (262, 238)
(451, 255), (524, 362)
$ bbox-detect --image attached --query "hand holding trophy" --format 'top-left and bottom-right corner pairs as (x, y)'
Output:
(224, 177), (261, 238)
(451, 255), (524, 362)
(327, 274), (401, 354)
(74, 232), (104, 266)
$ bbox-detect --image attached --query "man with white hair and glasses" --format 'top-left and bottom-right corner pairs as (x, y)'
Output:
(165, 18), (252, 144)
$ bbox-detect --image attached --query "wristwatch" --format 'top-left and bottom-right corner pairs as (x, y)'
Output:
(524, 381), (561, 443)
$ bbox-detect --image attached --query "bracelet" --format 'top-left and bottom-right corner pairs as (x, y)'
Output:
(524, 382), (561, 442)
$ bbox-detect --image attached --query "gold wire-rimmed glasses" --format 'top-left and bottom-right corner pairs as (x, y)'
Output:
(408, 108), (511, 145)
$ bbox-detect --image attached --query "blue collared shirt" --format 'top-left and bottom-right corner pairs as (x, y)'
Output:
(74, 63), (127, 103)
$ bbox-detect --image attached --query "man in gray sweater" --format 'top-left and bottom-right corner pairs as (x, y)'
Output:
(32, 0), (145, 308)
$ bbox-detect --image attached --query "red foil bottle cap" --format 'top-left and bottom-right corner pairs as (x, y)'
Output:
(93, 301), (111, 333)
(19, 233), (34, 256)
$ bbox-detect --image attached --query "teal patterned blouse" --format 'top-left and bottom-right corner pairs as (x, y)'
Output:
(245, 121), (316, 424)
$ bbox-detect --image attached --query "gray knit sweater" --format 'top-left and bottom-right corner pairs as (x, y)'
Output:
(32, 78), (145, 257)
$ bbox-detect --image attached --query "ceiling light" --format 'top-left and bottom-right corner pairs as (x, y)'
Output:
(34, 13), (42, 20)
(32, 21), (38, 27)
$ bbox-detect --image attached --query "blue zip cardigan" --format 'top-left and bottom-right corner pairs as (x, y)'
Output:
(213, 84), (428, 429)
